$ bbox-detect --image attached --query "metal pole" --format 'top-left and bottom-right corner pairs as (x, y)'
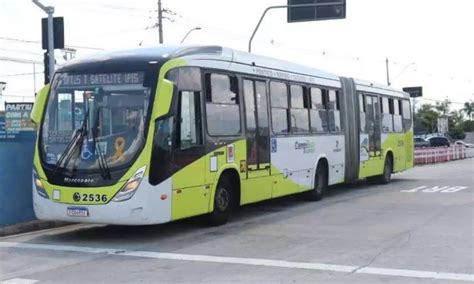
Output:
(412, 97), (416, 133)
(248, 2), (345, 53)
(180, 27), (201, 43)
(32, 0), (55, 81)
(158, 0), (163, 44)
(47, 9), (55, 80)
(33, 63), (37, 94)
(386, 57), (391, 86)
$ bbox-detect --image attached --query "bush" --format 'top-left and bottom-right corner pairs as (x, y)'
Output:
(463, 120), (474, 132)
(449, 125), (466, 140)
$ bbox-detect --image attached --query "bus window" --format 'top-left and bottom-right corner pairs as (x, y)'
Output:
(359, 94), (366, 132)
(393, 99), (403, 132)
(243, 80), (256, 131)
(270, 81), (289, 133)
(243, 79), (257, 165)
(310, 87), (328, 133)
(290, 85), (309, 133)
(402, 99), (412, 131)
(178, 91), (201, 149)
(177, 67), (201, 91)
(381, 97), (393, 132)
(328, 90), (341, 133)
(205, 73), (241, 136)
(57, 93), (73, 130)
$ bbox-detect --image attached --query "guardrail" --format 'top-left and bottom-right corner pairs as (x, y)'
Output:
(414, 145), (474, 165)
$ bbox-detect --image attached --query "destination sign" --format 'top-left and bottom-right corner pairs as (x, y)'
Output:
(58, 72), (145, 87)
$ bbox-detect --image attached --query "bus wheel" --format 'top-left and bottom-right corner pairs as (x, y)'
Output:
(304, 165), (327, 201)
(368, 157), (392, 184)
(207, 178), (233, 226)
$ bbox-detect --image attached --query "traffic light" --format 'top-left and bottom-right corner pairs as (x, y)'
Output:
(43, 52), (50, 84)
(41, 17), (65, 49)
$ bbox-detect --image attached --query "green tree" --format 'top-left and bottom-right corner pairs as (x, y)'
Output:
(462, 101), (474, 120)
(415, 104), (439, 134)
(435, 98), (451, 116)
(449, 110), (464, 129)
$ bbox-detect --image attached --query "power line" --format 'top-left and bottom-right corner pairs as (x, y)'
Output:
(417, 97), (471, 105)
(0, 72), (43, 77)
(0, 56), (42, 64)
(0, 36), (103, 50)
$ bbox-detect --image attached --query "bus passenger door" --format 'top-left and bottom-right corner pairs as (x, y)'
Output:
(364, 95), (383, 174)
(171, 90), (208, 220)
(241, 79), (272, 204)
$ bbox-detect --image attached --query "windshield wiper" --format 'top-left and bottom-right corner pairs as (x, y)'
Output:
(92, 107), (111, 179)
(53, 107), (90, 175)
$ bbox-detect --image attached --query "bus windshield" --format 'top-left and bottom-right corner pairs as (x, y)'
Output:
(40, 72), (151, 173)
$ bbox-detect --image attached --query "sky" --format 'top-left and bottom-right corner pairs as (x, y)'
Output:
(0, 0), (473, 111)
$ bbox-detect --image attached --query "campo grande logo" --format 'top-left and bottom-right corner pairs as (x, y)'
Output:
(294, 141), (315, 154)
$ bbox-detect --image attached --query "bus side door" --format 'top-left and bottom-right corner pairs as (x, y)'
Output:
(362, 95), (383, 176)
(170, 70), (208, 220)
(241, 79), (272, 203)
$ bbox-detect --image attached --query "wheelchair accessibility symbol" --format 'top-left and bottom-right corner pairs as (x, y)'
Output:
(81, 141), (95, 161)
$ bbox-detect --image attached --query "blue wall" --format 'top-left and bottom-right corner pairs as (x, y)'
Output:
(0, 140), (37, 226)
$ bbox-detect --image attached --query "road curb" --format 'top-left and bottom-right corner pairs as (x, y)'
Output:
(0, 220), (72, 237)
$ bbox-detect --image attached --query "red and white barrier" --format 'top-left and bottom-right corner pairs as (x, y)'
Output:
(414, 145), (473, 165)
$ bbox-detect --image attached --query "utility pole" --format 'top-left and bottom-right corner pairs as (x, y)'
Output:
(32, 0), (55, 81)
(157, 0), (163, 44)
(386, 57), (391, 86)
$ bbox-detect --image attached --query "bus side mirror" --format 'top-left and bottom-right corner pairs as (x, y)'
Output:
(31, 84), (50, 124)
(152, 79), (175, 120)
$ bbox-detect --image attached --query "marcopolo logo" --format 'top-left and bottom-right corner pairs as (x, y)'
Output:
(64, 177), (95, 184)
(294, 141), (315, 154)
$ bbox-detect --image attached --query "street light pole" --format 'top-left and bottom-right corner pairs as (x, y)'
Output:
(32, 0), (55, 80)
(386, 58), (391, 86)
(180, 27), (201, 43)
(158, 0), (163, 44)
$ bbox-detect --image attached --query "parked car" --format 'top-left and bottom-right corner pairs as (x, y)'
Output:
(414, 137), (430, 148)
(425, 136), (450, 147)
(454, 140), (474, 148)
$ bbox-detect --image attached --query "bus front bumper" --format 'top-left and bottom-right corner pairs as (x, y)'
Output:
(33, 179), (172, 225)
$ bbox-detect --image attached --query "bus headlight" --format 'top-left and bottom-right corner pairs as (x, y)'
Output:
(112, 166), (146, 202)
(33, 168), (49, 199)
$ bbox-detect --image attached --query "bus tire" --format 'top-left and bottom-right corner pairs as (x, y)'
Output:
(368, 156), (392, 184)
(207, 177), (233, 226)
(304, 164), (327, 201)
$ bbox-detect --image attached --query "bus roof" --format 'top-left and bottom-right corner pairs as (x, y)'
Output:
(57, 45), (409, 98)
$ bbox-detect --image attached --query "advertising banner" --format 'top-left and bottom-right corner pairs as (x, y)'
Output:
(1, 103), (35, 141)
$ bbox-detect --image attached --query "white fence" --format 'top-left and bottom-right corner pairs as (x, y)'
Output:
(414, 145), (474, 165)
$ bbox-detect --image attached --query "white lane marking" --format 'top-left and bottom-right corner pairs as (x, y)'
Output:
(1, 279), (38, 284)
(0, 242), (473, 282)
(401, 186), (468, 193)
(401, 186), (426, 193)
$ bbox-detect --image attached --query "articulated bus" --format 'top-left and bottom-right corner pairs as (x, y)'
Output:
(31, 46), (413, 225)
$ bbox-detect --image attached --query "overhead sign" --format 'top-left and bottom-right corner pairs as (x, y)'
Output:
(288, 0), (346, 23)
(403, 86), (423, 98)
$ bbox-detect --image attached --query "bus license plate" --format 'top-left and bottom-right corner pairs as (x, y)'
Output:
(67, 207), (89, 217)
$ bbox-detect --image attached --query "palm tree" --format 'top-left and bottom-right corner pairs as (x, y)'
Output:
(463, 102), (474, 120)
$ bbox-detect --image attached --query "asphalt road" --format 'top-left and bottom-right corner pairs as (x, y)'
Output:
(1, 159), (473, 284)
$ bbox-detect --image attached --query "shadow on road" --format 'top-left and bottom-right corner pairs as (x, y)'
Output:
(28, 177), (414, 246)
